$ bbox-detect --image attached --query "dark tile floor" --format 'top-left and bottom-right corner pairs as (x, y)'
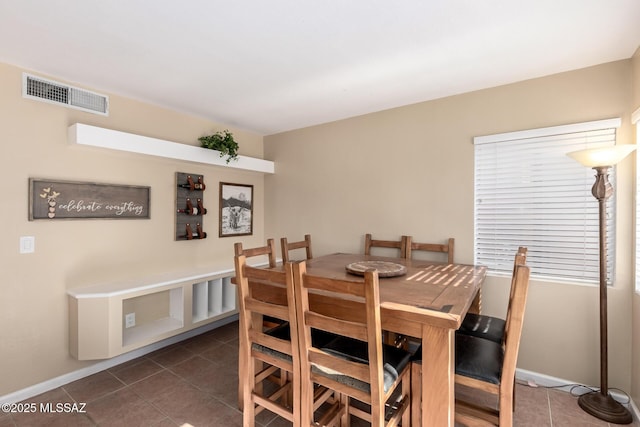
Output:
(1, 320), (637, 426)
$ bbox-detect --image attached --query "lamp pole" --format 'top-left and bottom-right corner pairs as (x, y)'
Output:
(567, 144), (637, 424)
(575, 165), (631, 424)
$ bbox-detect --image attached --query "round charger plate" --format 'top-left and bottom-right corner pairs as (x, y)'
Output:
(345, 261), (407, 277)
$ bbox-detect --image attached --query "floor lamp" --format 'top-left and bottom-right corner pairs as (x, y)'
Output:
(567, 144), (636, 424)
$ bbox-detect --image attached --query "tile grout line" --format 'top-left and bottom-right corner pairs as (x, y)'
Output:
(124, 365), (183, 427)
(547, 388), (554, 427)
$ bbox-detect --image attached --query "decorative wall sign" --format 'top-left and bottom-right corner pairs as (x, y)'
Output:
(219, 182), (253, 237)
(29, 178), (150, 220)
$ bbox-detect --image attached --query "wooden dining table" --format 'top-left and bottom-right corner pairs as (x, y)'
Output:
(239, 252), (487, 426)
(299, 253), (486, 426)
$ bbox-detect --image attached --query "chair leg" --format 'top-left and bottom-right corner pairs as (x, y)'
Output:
(500, 400), (514, 426)
(340, 393), (350, 427)
(401, 369), (412, 427)
(410, 361), (422, 426)
(283, 371), (293, 408)
(300, 385), (313, 426)
(238, 317), (246, 411)
(243, 361), (256, 427)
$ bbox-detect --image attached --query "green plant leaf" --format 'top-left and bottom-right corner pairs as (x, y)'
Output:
(198, 130), (239, 163)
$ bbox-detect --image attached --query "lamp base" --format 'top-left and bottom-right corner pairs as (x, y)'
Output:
(578, 391), (632, 424)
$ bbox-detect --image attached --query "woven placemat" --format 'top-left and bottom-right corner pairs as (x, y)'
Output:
(345, 261), (407, 277)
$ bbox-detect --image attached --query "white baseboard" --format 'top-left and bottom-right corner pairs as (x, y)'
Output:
(516, 368), (639, 420)
(0, 315), (238, 405)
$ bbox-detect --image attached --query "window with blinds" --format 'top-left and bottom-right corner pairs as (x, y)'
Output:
(474, 118), (620, 284)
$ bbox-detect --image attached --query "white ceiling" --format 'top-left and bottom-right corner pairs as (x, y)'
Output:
(1, 1), (640, 135)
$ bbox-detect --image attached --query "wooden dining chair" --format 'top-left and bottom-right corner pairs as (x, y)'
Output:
(292, 260), (412, 427)
(365, 233), (411, 348)
(235, 239), (280, 326)
(234, 238), (277, 268)
(281, 234), (313, 262)
(454, 261), (531, 426)
(233, 239), (279, 411)
(235, 254), (300, 426)
(364, 233), (409, 258)
(394, 237), (456, 349)
(410, 255), (531, 426)
(405, 236), (486, 327)
(404, 236), (455, 263)
(457, 247), (528, 344)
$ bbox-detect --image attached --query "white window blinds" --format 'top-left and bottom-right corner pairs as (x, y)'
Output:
(474, 118), (620, 284)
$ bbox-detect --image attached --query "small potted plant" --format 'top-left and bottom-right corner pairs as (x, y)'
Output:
(198, 130), (239, 164)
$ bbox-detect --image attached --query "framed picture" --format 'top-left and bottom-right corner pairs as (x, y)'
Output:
(219, 182), (253, 237)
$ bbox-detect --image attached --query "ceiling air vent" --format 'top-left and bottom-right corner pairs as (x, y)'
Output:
(22, 73), (109, 116)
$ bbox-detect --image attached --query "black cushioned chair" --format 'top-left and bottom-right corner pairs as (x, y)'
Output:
(410, 255), (531, 426)
(457, 247), (527, 344)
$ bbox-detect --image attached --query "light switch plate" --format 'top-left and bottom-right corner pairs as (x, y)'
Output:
(20, 236), (35, 254)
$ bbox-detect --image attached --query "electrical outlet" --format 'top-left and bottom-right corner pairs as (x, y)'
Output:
(125, 313), (136, 328)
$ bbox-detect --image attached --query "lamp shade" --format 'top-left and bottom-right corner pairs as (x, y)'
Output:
(567, 145), (637, 167)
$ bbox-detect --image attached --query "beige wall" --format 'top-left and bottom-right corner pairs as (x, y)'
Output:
(0, 61), (268, 395)
(264, 59), (636, 391)
(632, 46), (640, 405)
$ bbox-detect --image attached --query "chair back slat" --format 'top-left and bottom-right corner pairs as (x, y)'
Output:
(305, 311), (369, 341)
(364, 233), (408, 258)
(281, 234), (313, 262)
(245, 299), (290, 321)
(250, 331), (292, 355)
(405, 237), (455, 264)
(302, 273), (368, 298)
(235, 239), (277, 268)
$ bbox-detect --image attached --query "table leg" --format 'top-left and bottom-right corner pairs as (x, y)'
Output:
(468, 289), (481, 314)
(421, 324), (455, 426)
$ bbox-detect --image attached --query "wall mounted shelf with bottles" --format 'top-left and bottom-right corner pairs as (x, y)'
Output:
(176, 172), (207, 240)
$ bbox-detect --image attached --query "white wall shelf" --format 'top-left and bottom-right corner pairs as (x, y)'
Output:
(68, 267), (238, 360)
(192, 277), (235, 324)
(68, 123), (275, 174)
